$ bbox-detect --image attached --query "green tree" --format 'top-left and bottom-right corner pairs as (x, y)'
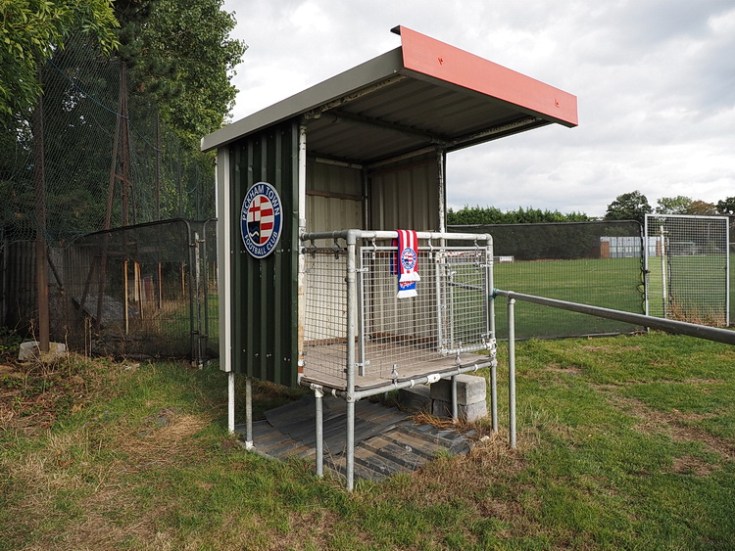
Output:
(656, 195), (692, 214)
(688, 200), (717, 216)
(0, 0), (118, 120)
(604, 191), (652, 224)
(447, 205), (589, 226)
(116, 0), (246, 147)
(716, 197), (735, 216)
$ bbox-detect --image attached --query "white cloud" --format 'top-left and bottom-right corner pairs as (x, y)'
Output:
(222, 0), (735, 216)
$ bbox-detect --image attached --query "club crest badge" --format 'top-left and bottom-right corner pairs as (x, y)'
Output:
(240, 182), (283, 259)
(401, 247), (418, 272)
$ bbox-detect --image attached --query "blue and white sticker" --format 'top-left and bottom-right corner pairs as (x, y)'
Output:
(240, 182), (283, 259)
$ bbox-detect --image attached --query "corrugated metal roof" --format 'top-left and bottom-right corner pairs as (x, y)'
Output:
(201, 26), (577, 164)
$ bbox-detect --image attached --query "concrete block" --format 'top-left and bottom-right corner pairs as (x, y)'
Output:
(432, 398), (487, 422)
(398, 385), (431, 412)
(430, 374), (486, 405)
(18, 341), (67, 363)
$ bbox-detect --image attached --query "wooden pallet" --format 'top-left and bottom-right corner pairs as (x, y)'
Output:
(236, 396), (475, 483)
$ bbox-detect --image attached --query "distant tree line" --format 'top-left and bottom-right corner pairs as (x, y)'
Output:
(448, 206), (590, 225)
(603, 191), (735, 226)
(448, 193), (735, 229)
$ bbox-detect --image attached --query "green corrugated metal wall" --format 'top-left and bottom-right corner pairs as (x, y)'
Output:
(229, 121), (300, 386)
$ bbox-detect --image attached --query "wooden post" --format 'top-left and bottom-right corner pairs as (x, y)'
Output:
(123, 259), (129, 335)
(32, 85), (49, 353)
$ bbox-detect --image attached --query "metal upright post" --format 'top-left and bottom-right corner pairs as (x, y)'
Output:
(245, 377), (253, 450)
(508, 298), (517, 449)
(435, 249), (444, 352)
(345, 231), (358, 491)
(490, 360), (498, 433)
(228, 371), (235, 433)
(660, 225), (668, 318)
(315, 386), (324, 478)
(451, 375), (458, 422)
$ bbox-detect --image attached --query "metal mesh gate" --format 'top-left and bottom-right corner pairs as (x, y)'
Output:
(54, 219), (217, 362)
(645, 214), (730, 326)
(301, 231), (494, 391)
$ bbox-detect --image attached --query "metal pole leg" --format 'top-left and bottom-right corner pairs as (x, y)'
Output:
(315, 386), (324, 478)
(346, 398), (356, 491)
(245, 377), (253, 450)
(228, 371), (235, 433)
(451, 375), (459, 422)
(508, 299), (517, 449)
(490, 362), (498, 433)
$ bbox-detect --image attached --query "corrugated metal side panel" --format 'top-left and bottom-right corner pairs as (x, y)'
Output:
(307, 196), (362, 233)
(304, 162), (363, 342)
(366, 154), (442, 338)
(368, 155), (440, 231)
(307, 159), (362, 198)
(229, 121), (299, 387)
(306, 160), (363, 232)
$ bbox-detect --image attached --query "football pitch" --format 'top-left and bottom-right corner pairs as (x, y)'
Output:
(491, 256), (644, 339)
(490, 254), (734, 339)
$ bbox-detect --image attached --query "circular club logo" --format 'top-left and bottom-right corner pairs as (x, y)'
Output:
(401, 247), (418, 271)
(240, 182), (283, 259)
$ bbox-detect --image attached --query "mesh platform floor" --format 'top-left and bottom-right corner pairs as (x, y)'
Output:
(235, 395), (477, 483)
(301, 341), (492, 391)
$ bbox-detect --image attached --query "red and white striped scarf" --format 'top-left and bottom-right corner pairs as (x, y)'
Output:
(394, 229), (420, 298)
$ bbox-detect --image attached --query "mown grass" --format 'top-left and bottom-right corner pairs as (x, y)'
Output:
(493, 257), (644, 339)
(2, 332), (735, 550)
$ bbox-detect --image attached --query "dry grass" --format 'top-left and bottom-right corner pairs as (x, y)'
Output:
(666, 300), (728, 327)
(3, 333), (735, 550)
(599, 390), (735, 461)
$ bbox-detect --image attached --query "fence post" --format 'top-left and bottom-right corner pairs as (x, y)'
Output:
(508, 297), (517, 449)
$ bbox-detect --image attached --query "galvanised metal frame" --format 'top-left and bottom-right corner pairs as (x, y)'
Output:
(494, 288), (735, 451)
(300, 229), (497, 490)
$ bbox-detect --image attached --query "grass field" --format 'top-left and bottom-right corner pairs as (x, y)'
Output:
(2, 332), (734, 550)
(492, 257), (644, 339)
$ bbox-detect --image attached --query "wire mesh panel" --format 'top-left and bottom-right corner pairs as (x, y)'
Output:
(451, 222), (644, 339)
(303, 246), (351, 386)
(645, 215), (730, 326)
(56, 219), (206, 359)
(301, 232), (494, 391)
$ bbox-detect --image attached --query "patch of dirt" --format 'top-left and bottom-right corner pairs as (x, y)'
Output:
(119, 409), (211, 470)
(545, 364), (583, 375)
(600, 391), (735, 461)
(0, 356), (102, 434)
(671, 455), (717, 476)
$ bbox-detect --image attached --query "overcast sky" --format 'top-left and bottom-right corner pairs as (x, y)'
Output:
(221, 0), (734, 217)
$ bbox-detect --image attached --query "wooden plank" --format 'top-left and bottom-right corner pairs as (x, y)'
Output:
(361, 437), (429, 470)
(239, 396), (479, 483)
(353, 446), (412, 477)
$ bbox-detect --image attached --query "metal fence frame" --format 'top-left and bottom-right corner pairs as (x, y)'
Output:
(237, 229), (499, 490)
(494, 288), (735, 449)
(49, 218), (217, 364)
(644, 214), (730, 326)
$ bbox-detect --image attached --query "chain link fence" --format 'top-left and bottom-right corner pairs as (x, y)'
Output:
(450, 221), (645, 339)
(1, 38), (214, 250)
(3, 219), (217, 363)
(1, 31), (217, 359)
